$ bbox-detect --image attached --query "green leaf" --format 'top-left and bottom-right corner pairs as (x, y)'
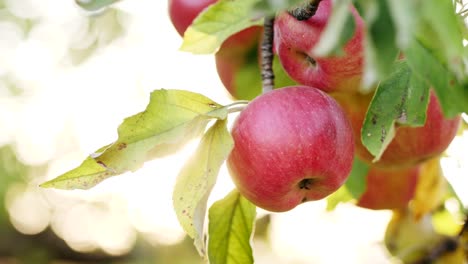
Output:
(312, 0), (356, 56)
(40, 89), (227, 190)
(252, 0), (307, 17)
(420, 0), (465, 79)
(405, 40), (468, 118)
(180, 0), (263, 54)
(359, 0), (399, 89)
(326, 157), (369, 210)
(345, 158), (369, 199)
(75, 0), (120, 11)
(208, 189), (256, 264)
(173, 119), (234, 256)
(385, 0), (417, 48)
(361, 61), (430, 161)
(326, 185), (354, 211)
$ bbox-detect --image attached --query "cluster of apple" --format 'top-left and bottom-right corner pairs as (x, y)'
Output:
(168, 0), (461, 212)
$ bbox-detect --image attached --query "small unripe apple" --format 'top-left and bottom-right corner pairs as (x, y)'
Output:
(357, 164), (420, 210)
(227, 86), (354, 212)
(215, 26), (263, 100)
(215, 26), (296, 100)
(274, 0), (365, 93)
(333, 90), (461, 169)
(168, 0), (216, 36)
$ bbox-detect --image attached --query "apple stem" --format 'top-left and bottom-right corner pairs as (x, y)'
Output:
(261, 16), (275, 94)
(226, 100), (250, 113)
(288, 0), (322, 21)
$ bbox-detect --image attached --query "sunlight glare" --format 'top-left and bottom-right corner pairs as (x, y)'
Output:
(269, 202), (393, 263)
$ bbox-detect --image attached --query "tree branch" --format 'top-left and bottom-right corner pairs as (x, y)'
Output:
(261, 17), (275, 94)
(288, 0), (323, 21)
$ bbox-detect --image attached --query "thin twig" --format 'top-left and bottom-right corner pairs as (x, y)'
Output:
(261, 17), (275, 94)
(288, 0), (323, 21)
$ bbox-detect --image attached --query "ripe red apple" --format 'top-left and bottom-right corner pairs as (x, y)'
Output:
(215, 26), (297, 100)
(356, 164), (420, 210)
(168, 0), (295, 99)
(333, 90), (461, 169)
(168, 0), (216, 36)
(227, 86), (354, 212)
(274, 0), (365, 93)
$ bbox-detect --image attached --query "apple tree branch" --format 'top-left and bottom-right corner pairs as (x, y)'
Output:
(261, 17), (275, 94)
(288, 0), (323, 21)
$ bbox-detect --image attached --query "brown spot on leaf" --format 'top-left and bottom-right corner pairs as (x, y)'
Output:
(96, 160), (107, 168)
(380, 126), (387, 143)
(398, 110), (407, 123)
(208, 103), (217, 108)
(372, 115), (377, 125)
(117, 142), (127, 150)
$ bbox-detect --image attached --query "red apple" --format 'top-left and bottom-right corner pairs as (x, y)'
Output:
(357, 164), (420, 210)
(333, 90), (461, 169)
(168, 0), (216, 36)
(168, 0), (294, 100)
(274, 0), (365, 93)
(227, 86), (354, 212)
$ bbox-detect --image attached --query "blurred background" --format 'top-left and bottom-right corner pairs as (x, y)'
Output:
(0, 0), (467, 263)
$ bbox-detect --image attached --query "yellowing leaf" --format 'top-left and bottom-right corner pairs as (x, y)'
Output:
(384, 210), (442, 263)
(208, 189), (256, 264)
(432, 208), (463, 236)
(40, 145), (112, 189)
(411, 156), (448, 219)
(180, 0), (263, 54)
(40, 89), (226, 190)
(173, 119), (234, 256)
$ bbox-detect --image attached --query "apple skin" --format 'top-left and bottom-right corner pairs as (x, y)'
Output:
(215, 27), (297, 100)
(227, 86), (354, 212)
(357, 164), (420, 210)
(168, 0), (216, 36)
(274, 0), (365, 93)
(215, 26), (263, 100)
(333, 90), (461, 169)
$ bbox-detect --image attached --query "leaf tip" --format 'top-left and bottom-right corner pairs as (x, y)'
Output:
(38, 179), (58, 189)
